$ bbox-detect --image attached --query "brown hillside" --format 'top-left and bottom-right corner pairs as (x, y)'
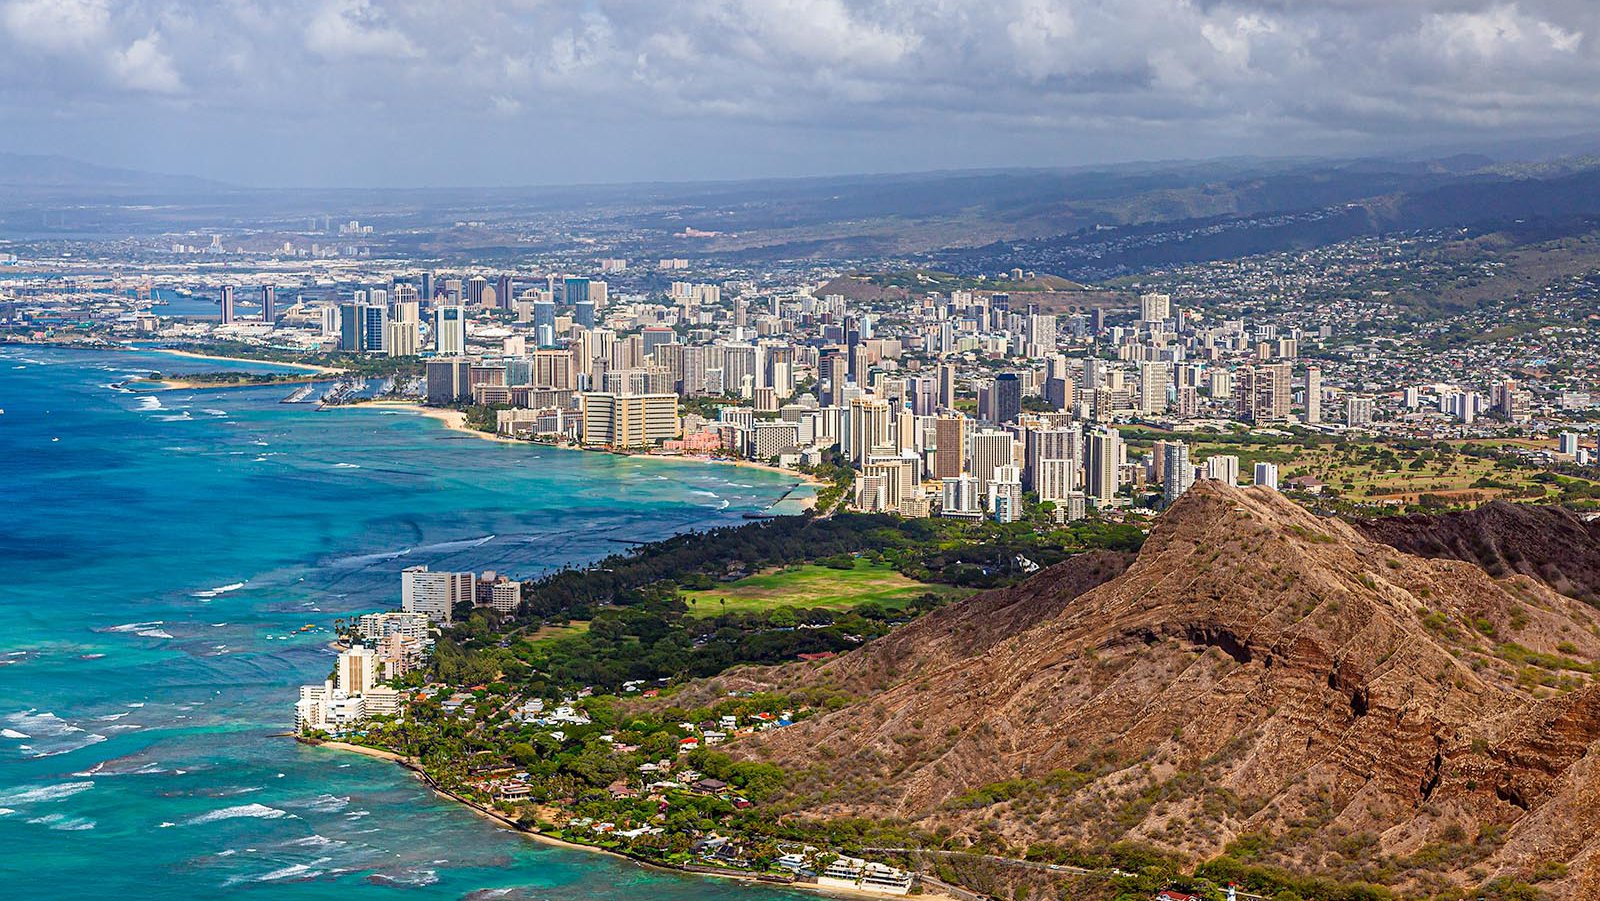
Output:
(727, 483), (1600, 896)
(1357, 501), (1600, 608)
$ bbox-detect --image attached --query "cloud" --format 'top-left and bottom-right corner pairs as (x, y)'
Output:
(0, 0), (1596, 184)
(1, 0), (110, 52)
(111, 30), (183, 94)
(304, 0), (419, 60)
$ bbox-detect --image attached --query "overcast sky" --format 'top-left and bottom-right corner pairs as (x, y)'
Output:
(0, 0), (1595, 187)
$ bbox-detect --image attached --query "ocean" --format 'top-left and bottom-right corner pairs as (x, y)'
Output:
(0, 345), (813, 900)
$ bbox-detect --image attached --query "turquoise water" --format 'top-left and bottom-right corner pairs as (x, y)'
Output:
(0, 346), (811, 900)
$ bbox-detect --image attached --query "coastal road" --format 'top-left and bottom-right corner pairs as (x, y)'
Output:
(859, 848), (1270, 901)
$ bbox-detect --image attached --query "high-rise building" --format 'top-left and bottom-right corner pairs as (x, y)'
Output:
(1139, 361), (1172, 416)
(844, 397), (892, 465)
(1036, 457), (1079, 502)
(533, 300), (557, 347)
(1559, 431), (1582, 457)
(937, 362), (958, 410)
(1139, 292), (1171, 323)
(1254, 462), (1280, 491)
(219, 285), (236, 324)
(401, 566), (474, 625)
(940, 474), (981, 517)
(990, 465), (1023, 523)
(1203, 454), (1240, 485)
(340, 302), (387, 353)
(1237, 362), (1292, 423)
(1086, 426), (1123, 508)
(564, 277), (590, 307)
(990, 373), (1022, 424)
(574, 299), (596, 329)
(968, 429), (1015, 496)
(579, 393), (680, 447)
(259, 286), (276, 324)
(933, 415), (966, 480)
(337, 644), (376, 696)
(425, 358), (472, 405)
(1304, 367), (1322, 424)
(1162, 441), (1194, 507)
(466, 275), (488, 307)
(434, 306), (466, 356)
(1345, 394), (1374, 427)
(386, 300), (420, 357)
(496, 274), (513, 310)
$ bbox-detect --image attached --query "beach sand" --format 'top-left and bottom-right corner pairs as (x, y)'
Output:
(137, 347), (344, 375)
(343, 399), (824, 505)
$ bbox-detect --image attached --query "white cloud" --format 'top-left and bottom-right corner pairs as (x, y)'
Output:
(1, 0), (109, 52)
(305, 0), (419, 60)
(110, 30), (183, 94)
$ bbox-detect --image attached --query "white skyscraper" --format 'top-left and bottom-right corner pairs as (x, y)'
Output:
(1086, 426), (1123, 508)
(1203, 454), (1240, 485)
(434, 305), (466, 356)
(1304, 367), (1322, 424)
(338, 644), (376, 696)
(401, 566), (474, 625)
(1254, 462), (1280, 491)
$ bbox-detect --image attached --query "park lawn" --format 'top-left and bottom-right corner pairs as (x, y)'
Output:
(524, 621), (590, 646)
(1285, 445), (1553, 503)
(680, 558), (966, 616)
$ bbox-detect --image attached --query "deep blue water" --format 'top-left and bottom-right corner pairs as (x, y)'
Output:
(0, 345), (812, 900)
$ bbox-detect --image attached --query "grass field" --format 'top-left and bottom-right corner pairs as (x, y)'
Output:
(680, 559), (967, 616)
(1126, 427), (1588, 507)
(523, 621), (590, 646)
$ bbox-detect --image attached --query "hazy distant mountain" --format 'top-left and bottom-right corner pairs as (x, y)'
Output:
(0, 152), (229, 196)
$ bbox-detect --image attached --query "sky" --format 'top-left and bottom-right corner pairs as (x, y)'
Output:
(0, 0), (1596, 187)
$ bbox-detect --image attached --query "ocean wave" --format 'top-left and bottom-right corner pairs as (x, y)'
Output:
(2, 728), (28, 739)
(298, 794), (350, 814)
(246, 859), (332, 885)
(134, 396), (164, 412)
(284, 833), (345, 848)
(0, 782), (95, 805)
(331, 462), (361, 469)
(186, 803), (291, 825)
(135, 629), (174, 639)
(201, 409), (228, 416)
(102, 620), (163, 633)
(5, 711), (108, 757)
(368, 868), (440, 887)
(156, 412), (194, 422)
(192, 581), (247, 599)
(27, 813), (95, 831)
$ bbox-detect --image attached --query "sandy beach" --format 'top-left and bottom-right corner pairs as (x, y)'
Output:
(131, 373), (327, 391)
(348, 399), (526, 444)
(343, 399), (824, 505)
(136, 347), (344, 375)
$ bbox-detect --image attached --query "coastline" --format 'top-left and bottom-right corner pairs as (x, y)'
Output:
(299, 736), (956, 901)
(340, 399), (823, 506)
(137, 347), (343, 375)
(129, 373), (328, 391)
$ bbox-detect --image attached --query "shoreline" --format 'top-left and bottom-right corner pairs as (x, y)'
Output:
(137, 347), (344, 375)
(339, 399), (823, 507)
(299, 737), (955, 901)
(128, 373), (329, 392)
